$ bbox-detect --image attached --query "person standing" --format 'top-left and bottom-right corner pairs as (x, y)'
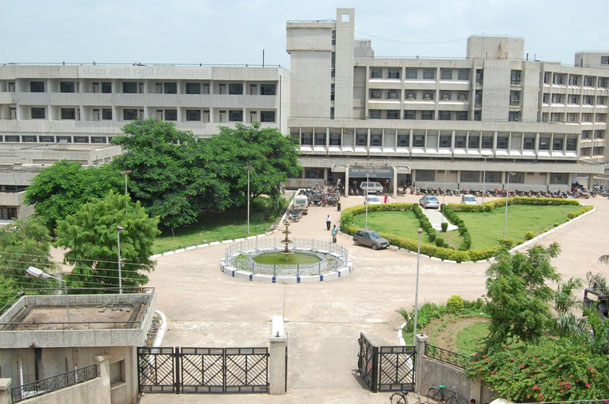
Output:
(384, 192), (388, 204)
(325, 214), (331, 230)
(332, 224), (338, 243)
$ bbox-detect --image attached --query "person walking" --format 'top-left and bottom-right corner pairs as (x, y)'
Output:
(384, 192), (388, 204)
(332, 224), (338, 243)
(325, 214), (331, 230)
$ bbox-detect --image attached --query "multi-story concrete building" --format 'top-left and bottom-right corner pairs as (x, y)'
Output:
(0, 7), (607, 201)
(286, 8), (607, 193)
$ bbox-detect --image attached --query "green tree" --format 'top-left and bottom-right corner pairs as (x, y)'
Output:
(485, 243), (561, 345)
(56, 192), (160, 293)
(24, 160), (123, 230)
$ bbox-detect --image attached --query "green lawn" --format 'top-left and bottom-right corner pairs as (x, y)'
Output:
(352, 210), (434, 242)
(152, 210), (277, 254)
(456, 321), (489, 355)
(253, 252), (321, 265)
(457, 205), (579, 249)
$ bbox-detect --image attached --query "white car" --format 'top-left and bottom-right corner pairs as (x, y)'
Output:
(461, 194), (478, 205)
(364, 195), (381, 205)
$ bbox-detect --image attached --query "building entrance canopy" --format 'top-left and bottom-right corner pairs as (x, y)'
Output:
(349, 167), (394, 179)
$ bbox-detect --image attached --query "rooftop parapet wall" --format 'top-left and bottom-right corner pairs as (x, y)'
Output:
(466, 35), (524, 60)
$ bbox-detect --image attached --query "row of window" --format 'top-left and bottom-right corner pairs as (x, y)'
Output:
(544, 72), (609, 88)
(296, 131), (577, 151)
(542, 94), (607, 105)
(370, 89), (470, 102)
(0, 135), (110, 143)
(369, 110), (471, 121)
(581, 130), (605, 139)
(415, 170), (569, 185)
(10, 81), (277, 95)
(541, 112), (607, 123)
(25, 107), (276, 122)
(369, 67), (471, 81)
(580, 147), (605, 156)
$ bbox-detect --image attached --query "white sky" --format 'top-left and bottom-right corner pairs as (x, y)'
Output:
(2, 0), (608, 68)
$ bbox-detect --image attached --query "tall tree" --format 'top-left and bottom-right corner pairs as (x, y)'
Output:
(55, 192), (159, 292)
(24, 161), (123, 230)
(485, 243), (561, 345)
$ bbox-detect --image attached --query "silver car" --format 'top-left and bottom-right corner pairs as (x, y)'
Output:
(419, 195), (440, 209)
(461, 194), (478, 205)
(353, 229), (389, 250)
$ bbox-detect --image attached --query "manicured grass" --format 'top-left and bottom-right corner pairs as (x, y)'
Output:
(352, 210), (434, 243)
(437, 228), (463, 249)
(456, 321), (489, 355)
(457, 205), (579, 249)
(152, 210), (276, 254)
(253, 252), (321, 265)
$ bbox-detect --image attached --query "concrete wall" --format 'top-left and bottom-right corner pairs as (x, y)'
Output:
(18, 377), (104, 404)
(466, 36), (524, 60)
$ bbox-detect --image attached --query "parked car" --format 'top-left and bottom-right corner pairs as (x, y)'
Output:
(461, 194), (478, 205)
(359, 181), (384, 195)
(419, 195), (440, 209)
(353, 229), (389, 250)
(293, 195), (309, 214)
(364, 195), (381, 205)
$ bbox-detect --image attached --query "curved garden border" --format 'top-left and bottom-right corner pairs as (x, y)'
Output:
(340, 198), (594, 263)
(221, 238), (352, 283)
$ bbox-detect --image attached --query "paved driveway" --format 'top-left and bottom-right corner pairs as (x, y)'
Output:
(141, 195), (609, 404)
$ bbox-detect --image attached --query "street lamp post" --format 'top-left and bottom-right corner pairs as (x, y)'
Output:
(481, 154), (490, 205)
(116, 226), (124, 294)
(121, 170), (131, 214)
(245, 166), (253, 235)
(365, 169), (371, 229)
(503, 172), (515, 238)
(412, 228), (423, 347)
(25, 267), (70, 323)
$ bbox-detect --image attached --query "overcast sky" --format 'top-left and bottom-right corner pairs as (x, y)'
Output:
(2, 0), (608, 68)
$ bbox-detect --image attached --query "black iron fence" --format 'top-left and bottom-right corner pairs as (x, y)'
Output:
(11, 364), (98, 403)
(425, 344), (469, 369)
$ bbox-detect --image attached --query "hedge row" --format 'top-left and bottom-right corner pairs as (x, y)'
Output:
(448, 197), (580, 212)
(411, 204), (437, 242)
(442, 205), (471, 250)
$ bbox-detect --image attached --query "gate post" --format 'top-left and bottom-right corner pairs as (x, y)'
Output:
(268, 315), (287, 394)
(371, 345), (379, 393)
(94, 355), (111, 404)
(415, 333), (428, 394)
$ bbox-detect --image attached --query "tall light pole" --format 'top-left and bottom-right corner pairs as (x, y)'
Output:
(25, 266), (70, 323)
(412, 228), (423, 347)
(365, 168), (371, 229)
(481, 154), (491, 204)
(503, 172), (515, 238)
(121, 170), (131, 214)
(116, 226), (124, 294)
(245, 166), (253, 235)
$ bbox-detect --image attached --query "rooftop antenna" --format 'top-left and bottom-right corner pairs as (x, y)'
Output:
(262, 49), (265, 67)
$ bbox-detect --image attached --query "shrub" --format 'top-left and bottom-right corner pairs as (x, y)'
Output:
(441, 221), (448, 232)
(553, 222), (560, 227)
(498, 238), (514, 249)
(524, 231), (535, 240)
(447, 295), (464, 312)
(435, 237), (444, 247)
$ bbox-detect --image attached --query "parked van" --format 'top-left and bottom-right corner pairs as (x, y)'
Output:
(359, 181), (384, 195)
(293, 194), (309, 214)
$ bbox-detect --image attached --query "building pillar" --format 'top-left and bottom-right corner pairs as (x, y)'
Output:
(95, 355), (111, 404)
(269, 315), (287, 395)
(415, 334), (429, 395)
(0, 379), (11, 404)
(392, 166), (398, 198)
(344, 165), (350, 197)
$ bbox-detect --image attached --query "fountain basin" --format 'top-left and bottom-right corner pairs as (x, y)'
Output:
(252, 251), (322, 265)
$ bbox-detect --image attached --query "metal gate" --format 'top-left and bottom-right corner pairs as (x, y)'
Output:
(138, 346), (269, 394)
(357, 333), (415, 393)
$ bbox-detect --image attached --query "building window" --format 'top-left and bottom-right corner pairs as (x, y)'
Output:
(568, 75), (580, 86)
(599, 78), (608, 88)
(331, 30), (336, 45)
(510, 70), (521, 85)
(123, 109), (138, 120)
(369, 90), (381, 99)
(163, 109), (176, 121)
(593, 147), (604, 155)
(301, 132), (312, 145)
(60, 108), (76, 120)
(406, 68), (417, 79)
(422, 69), (435, 80)
(405, 91), (416, 100)
(584, 95), (594, 105)
(56, 136), (71, 143)
(415, 170), (434, 181)
(229, 110), (243, 121)
(582, 130), (592, 139)
(460, 171), (480, 183)
(438, 111), (451, 121)
(30, 81), (44, 92)
(102, 109), (112, 120)
(486, 172), (502, 183)
(507, 172), (524, 184)
(474, 111), (481, 121)
(22, 135), (37, 143)
(508, 111), (520, 122)
(496, 136), (508, 149)
(74, 136), (88, 143)
(387, 110), (399, 120)
(458, 69), (470, 81)
(260, 84), (276, 95)
(413, 134), (425, 147)
(552, 137), (564, 150)
(330, 133), (341, 145)
(421, 111), (434, 120)
(370, 68), (382, 79)
(60, 81), (75, 93)
(164, 82), (177, 94)
(440, 91), (451, 101)
(584, 76), (595, 87)
(550, 173), (569, 185)
(552, 94), (564, 104)
(566, 138), (577, 151)
(369, 110), (381, 119)
(457, 92), (468, 101)
(186, 110), (201, 121)
(596, 114), (607, 122)
(356, 133), (367, 146)
(228, 83), (243, 95)
(552, 73), (565, 85)
(595, 130), (605, 139)
(304, 168), (324, 179)
(439, 135), (451, 148)
(387, 68), (400, 79)
(422, 91), (434, 101)
(31, 108), (45, 119)
(123, 82), (137, 93)
(475, 69), (483, 85)
(315, 132), (326, 146)
(404, 110), (415, 120)
(456, 112), (468, 121)
(186, 83), (201, 94)
(39, 135), (54, 142)
(387, 90), (399, 100)
(110, 361), (125, 385)
(602, 56), (609, 65)
(455, 135), (466, 148)
(598, 96), (607, 105)
(5, 135), (19, 142)
(569, 95), (580, 104)
(474, 90), (482, 106)
(370, 134), (382, 146)
(330, 84), (335, 101)
(580, 148), (591, 156)
(523, 137), (535, 150)
(101, 82), (112, 93)
(397, 134), (410, 147)
(468, 135), (479, 148)
(539, 137), (550, 150)
(509, 91), (520, 106)
(440, 69), (453, 80)
(582, 113), (593, 122)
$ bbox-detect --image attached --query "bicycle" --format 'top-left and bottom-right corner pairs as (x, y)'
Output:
(425, 385), (468, 404)
(390, 390), (426, 404)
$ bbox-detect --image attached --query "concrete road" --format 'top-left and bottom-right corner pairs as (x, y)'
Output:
(141, 194), (609, 404)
